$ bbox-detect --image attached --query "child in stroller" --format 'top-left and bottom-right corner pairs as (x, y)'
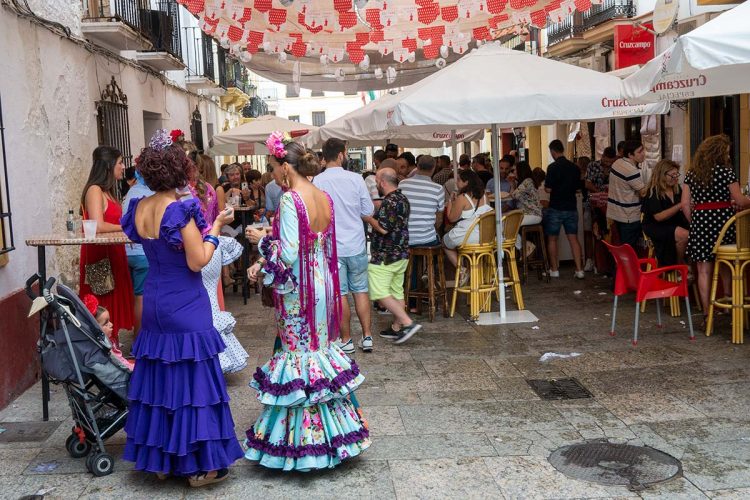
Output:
(82, 294), (134, 371)
(25, 274), (131, 477)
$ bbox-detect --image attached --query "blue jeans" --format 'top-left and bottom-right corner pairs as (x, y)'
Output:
(338, 250), (369, 294)
(544, 208), (578, 236)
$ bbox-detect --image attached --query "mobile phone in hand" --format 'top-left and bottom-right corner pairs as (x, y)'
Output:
(241, 182), (249, 190)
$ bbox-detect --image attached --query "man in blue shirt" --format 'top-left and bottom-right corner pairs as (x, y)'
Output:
(122, 170), (154, 335)
(264, 177), (282, 217)
(313, 139), (375, 353)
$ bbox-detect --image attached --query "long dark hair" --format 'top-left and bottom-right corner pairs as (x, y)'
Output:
(458, 169), (484, 200)
(516, 161), (533, 185)
(81, 146), (121, 206)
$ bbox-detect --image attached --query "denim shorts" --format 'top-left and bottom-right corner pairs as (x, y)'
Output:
(127, 255), (149, 296)
(544, 208), (578, 236)
(338, 250), (369, 294)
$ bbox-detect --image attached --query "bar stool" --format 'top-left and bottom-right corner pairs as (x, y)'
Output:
(706, 209), (750, 343)
(450, 211), (498, 321)
(500, 210), (526, 310)
(520, 223), (550, 283)
(404, 245), (448, 322)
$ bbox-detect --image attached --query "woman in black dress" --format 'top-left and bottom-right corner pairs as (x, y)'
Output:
(642, 160), (689, 266)
(682, 134), (750, 316)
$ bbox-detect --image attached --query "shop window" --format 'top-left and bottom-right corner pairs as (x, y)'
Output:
(0, 94), (14, 258)
(312, 111), (326, 126)
(623, 117), (641, 142)
(288, 115), (300, 122)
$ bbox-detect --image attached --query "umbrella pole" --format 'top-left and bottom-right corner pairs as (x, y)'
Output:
(451, 129), (458, 183)
(475, 125), (538, 326)
(491, 124), (507, 319)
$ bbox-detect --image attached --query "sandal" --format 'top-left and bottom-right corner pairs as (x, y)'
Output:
(155, 472), (169, 480)
(188, 468), (229, 488)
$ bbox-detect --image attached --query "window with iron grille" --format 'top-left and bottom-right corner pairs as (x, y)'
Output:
(190, 105), (204, 152)
(312, 111), (326, 126)
(0, 94), (14, 257)
(286, 85), (299, 98)
(288, 115), (300, 122)
(311, 90), (324, 97)
(96, 76), (132, 199)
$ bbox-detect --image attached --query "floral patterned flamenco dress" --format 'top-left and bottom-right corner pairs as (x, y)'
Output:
(245, 190), (370, 471)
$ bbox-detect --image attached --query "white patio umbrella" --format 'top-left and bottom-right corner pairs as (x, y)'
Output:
(209, 115), (317, 156)
(346, 44), (669, 134)
(302, 93), (484, 148)
(345, 42), (669, 325)
(622, 1), (750, 103)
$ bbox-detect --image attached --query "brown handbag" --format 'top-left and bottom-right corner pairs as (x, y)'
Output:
(84, 258), (115, 295)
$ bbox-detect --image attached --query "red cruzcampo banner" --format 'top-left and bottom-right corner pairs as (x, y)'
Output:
(614, 23), (655, 70)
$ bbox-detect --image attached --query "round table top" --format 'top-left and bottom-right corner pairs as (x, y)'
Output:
(26, 232), (131, 247)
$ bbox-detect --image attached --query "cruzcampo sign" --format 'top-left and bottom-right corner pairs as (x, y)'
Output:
(614, 23), (656, 70)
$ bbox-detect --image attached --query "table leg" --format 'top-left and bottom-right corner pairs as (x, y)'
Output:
(241, 211), (250, 305)
(38, 246), (49, 422)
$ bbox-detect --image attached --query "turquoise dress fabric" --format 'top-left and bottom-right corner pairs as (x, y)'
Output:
(244, 191), (370, 471)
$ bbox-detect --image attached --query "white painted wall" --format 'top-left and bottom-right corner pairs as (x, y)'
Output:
(0, 4), (235, 297)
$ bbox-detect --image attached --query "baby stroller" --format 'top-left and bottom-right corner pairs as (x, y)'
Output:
(25, 274), (131, 476)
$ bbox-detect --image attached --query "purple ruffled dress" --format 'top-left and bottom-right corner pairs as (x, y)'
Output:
(120, 198), (243, 476)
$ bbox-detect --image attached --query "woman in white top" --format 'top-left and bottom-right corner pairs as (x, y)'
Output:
(443, 170), (492, 283)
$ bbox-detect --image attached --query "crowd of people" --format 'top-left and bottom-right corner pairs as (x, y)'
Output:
(73, 125), (748, 485)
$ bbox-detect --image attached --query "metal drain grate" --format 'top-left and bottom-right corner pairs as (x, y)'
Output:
(548, 441), (682, 490)
(0, 421), (61, 443)
(526, 378), (593, 400)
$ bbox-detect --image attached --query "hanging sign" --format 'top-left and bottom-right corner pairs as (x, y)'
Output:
(614, 23), (655, 69)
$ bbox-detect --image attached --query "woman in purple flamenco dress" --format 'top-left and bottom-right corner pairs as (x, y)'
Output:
(245, 137), (370, 471)
(120, 135), (243, 487)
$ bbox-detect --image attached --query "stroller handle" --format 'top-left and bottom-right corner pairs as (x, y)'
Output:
(25, 274), (56, 301)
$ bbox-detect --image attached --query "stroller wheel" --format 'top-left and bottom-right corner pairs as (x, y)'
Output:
(87, 452), (114, 477)
(66, 434), (91, 458)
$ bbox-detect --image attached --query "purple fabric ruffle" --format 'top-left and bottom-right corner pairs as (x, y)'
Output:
(121, 197), (142, 243)
(124, 436), (243, 476)
(132, 326), (226, 363)
(162, 198), (209, 249)
(127, 356), (229, 409)
(245, 427), (369, 458)
(252, 363), (361, 397)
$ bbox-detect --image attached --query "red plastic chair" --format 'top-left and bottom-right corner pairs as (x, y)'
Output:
(603, 242), (695, 345)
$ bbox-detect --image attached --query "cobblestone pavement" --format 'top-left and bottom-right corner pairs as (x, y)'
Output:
(2, 269), (750, 499)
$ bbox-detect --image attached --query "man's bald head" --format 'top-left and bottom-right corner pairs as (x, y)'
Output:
(379, 158), (397, 170)
(377, 167), (399, 187)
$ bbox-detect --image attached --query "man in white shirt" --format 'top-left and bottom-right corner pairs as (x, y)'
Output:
(313, 139), (375, 353)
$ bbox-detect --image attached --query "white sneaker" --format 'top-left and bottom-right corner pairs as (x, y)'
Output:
(548, 270), (560, 278)
(359, 336), (373, 352)
(584, 259), (594, 272)
(337, 339), (355, 354)
(525, 241), (536, 258)
(574, 270), (585, 279)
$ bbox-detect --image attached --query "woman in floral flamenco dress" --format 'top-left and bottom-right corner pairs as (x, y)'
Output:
(245, 134), (370, 471)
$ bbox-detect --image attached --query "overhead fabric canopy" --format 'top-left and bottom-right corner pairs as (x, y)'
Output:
(621, 0), (750, 103)
(177, 0), (601, 91)
(345, 43), (670, 134)
(209, 114), (316, 155)
(301, 91), (484, 147)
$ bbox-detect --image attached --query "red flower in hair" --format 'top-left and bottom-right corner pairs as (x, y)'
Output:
(82, 294), (99, 316)
(170, 129), (185, 143)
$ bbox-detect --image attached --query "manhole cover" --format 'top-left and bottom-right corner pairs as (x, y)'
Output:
(0, 421), (61, 443)
(526, 378), (593, 400)
(548, 441), (682, 490)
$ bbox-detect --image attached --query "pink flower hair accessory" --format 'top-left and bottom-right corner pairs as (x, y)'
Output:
(266, 131), (292, 159)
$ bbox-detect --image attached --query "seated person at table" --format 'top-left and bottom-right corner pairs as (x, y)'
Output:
(642, 159), (689, 266)
(443, 170), (492, 285)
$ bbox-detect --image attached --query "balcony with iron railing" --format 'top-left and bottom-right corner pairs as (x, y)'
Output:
(80, 0), (184, 68)
(218, 49), (256, 108)
(546, 0), (636, 47)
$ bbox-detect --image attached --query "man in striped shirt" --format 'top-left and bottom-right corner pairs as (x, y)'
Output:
(607, 140), (647, 249)
(399, 155), (445, 247)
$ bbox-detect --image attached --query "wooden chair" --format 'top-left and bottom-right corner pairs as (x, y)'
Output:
(706, 209), (750, 343)
(404, 245), (448, 322)
(499, 210), (526, 310)
(450, 210), (498, 321)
